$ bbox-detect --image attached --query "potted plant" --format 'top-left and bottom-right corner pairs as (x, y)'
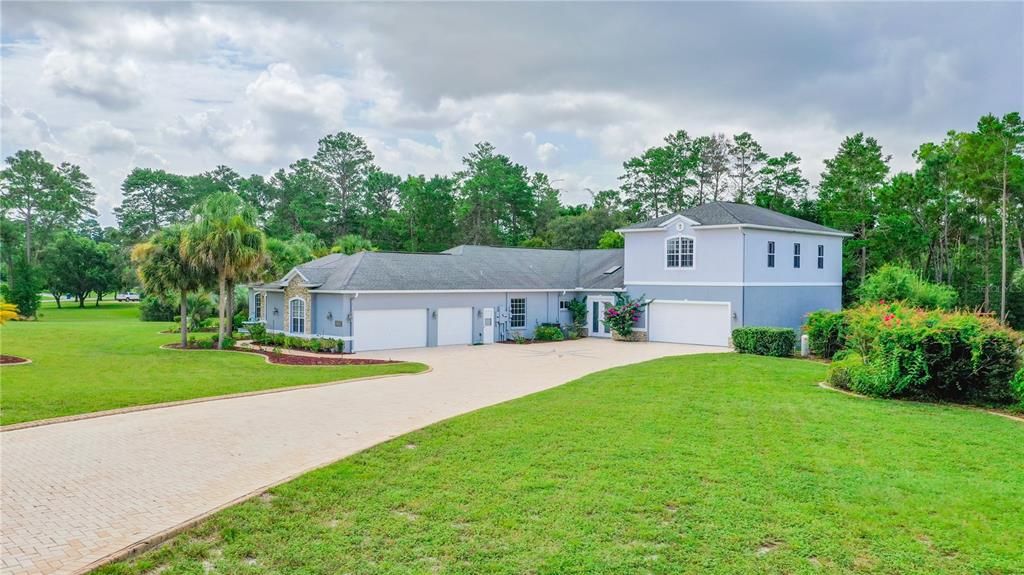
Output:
(603, 294), (649, 342)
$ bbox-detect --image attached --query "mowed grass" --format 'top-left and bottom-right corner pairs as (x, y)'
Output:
(99, 354), (1023, 575)
(0, 303), (425, 425)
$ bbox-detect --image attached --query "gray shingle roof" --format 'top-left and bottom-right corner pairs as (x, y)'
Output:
(623, 201), (846, 234)
(275, 245), (625, 292)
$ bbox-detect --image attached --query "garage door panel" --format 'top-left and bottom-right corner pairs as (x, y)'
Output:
(437, 307), (473, 346)
(353, 309), (427, 352)
(648, 301), (731, 347)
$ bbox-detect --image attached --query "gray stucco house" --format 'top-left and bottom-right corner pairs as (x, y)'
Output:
(249, 202), (849, 352)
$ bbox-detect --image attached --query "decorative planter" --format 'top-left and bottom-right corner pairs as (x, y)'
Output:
(612, 330), (648, 342)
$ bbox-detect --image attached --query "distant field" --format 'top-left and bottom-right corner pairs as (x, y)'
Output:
(0, 302), (425, 425)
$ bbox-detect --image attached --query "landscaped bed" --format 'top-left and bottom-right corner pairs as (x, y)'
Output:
(0, 354), (30, 365)
(96, 353), (1023, 575)
(165, 344), (397, 366)
(0, 303), (426, 426)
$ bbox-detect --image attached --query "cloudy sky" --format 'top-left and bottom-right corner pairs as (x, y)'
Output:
(2, 2), (1021, 225)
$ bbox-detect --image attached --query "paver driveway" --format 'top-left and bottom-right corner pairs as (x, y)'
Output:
(0, 339), (728, 575)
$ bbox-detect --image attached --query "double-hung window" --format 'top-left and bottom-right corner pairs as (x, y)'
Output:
(254, 293), (263, 320)
(793, 243), (801, 268)
(666, 236), (694, 269)
(289, 298), (305, 334)
(510, 298), (526, 328)
(767, 241), (775, 268)
(817, 244), (825, 269)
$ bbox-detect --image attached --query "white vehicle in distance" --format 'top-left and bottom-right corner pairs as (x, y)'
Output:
(115, 292), (141, 302)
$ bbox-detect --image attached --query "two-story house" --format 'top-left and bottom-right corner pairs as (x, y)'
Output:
(249, 202), (848, 352)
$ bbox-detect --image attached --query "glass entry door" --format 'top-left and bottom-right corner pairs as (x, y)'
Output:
(587, 296), (614, 337)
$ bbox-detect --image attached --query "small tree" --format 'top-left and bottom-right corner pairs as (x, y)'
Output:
(566, 297), (589, 337)
(602, 294), (648, 337)
(2, 258), (41, 319)
(133, 226), (213, 348)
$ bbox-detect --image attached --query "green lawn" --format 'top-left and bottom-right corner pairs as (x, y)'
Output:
(98, 354), (1022, 575)
(0, 303), (425, 425)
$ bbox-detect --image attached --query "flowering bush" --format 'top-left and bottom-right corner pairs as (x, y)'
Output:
(831, 301), (1021, 403)
(603, 295), (647, 337)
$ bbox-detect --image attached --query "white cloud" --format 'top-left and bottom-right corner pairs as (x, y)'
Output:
(67, 121), (137, 154)
(42, 49), (145, 109)
(1, 1), (1019, 227)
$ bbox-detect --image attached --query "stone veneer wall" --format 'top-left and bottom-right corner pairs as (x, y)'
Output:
(283, 276), (312, 335)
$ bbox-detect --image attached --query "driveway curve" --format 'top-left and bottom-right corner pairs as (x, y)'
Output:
(0, 339), (728, 575)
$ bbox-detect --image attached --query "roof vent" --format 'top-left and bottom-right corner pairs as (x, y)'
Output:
(604, 265), (622, 275)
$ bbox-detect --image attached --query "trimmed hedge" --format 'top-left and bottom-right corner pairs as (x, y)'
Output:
(731, 327), (796, 357)
(803, 309), (846, 359)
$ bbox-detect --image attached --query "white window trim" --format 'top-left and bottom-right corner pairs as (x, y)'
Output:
(288, 296), (307, 335)
(767, 241), (776, 269)
(254, 293), (264, 321)
(817, 244), (825, 269)
(793, 243), (801, 269)
(509, 297), (527, 329)
(664, 234), (696, 270)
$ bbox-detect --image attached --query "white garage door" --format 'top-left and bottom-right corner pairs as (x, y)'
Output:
(648, 300), (731, 347)
(437, 307), (473, 346)
(353, 309), (428, 352)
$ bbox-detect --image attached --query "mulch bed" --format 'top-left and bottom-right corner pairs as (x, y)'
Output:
(498, 339), (573, 345)
(165, 344), (396, 365)
(0, 354), (30, 365)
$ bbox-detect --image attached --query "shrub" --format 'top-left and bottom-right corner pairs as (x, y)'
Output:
(826, 352), (863, 390)
(731, 327), (796, 357)
(285, 336), (303, 349)
(2, 259), (41, 319)
(1012, 369), (1024, 407)
(307, 338), (322, 352)
(535, 325), (564, 341)
(603, 294), (647, 337)
(842, 302), (1021, 403)
(139, 296), (177, 322)
(221, 336), (236, 349)
(247, 323), (267, 343)
(803, 309), (846, 358)
(566, 298), (588, 337)
(232, 311), (247, 331)
(857, 264), (958, 310)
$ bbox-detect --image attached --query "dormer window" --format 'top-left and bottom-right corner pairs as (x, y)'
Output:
(666, 236), (694, 269)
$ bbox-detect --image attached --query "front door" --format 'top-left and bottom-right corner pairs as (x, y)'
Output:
(481, 307), (495, 344)
(586, 296), (614, 338)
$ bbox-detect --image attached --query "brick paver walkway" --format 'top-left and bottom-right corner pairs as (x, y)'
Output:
(0, 340), (727, 574)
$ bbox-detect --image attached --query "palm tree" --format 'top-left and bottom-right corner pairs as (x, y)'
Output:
(183, 193), (266, 349)
(132, 226), (211, 348)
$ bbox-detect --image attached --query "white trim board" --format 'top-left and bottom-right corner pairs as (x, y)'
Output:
(310, 288), (626, 294)
(626, 281), (842, 287)
(618, 222), (852, 238)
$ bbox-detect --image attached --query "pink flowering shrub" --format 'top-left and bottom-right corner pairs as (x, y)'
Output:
(603, 295), (646, 337)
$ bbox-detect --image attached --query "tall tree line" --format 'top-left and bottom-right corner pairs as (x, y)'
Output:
(2, 112), (1021, 325)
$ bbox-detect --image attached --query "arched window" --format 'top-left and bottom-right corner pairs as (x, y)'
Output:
(665, 236), (695, 269)
(289, 298), (306, 334)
